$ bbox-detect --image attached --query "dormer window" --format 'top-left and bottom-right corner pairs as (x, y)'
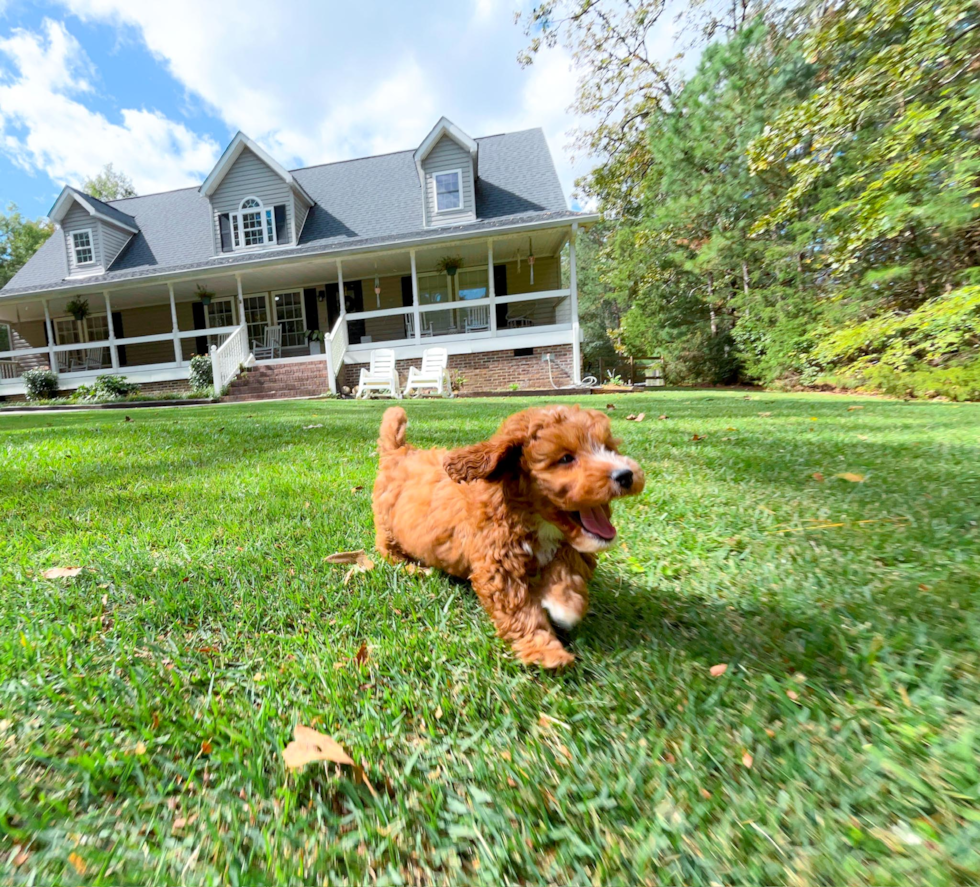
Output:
(72, 229), (95, 265)
(433, 170), (462, 212)
(231, 197), (277, 249)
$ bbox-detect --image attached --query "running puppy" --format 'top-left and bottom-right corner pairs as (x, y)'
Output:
(372, 405), (644, 668)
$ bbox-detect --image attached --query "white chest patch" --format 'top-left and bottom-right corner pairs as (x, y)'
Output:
(534, 521), (565, 567)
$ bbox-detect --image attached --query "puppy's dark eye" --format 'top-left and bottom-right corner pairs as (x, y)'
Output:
(557, 454), (576, 465)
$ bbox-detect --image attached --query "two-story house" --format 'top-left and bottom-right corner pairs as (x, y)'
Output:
(0, 118), (596, 400)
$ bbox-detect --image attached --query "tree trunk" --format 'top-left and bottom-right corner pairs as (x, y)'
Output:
(742, 260), (750, 297)
(707, 272), (718, 336)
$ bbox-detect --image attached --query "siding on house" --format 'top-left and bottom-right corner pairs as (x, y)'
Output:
(211, 148), (294, 253)
(101, 224), (133, 269)
(421, 135), (476, 227)
(294, 192), (312, 243)
(63, 203), (104, 274)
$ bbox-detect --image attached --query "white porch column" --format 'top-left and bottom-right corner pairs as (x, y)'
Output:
(234, 273), (246, 326)
(168, 283), (182, 366)
(487, 239), (497, 336)
(103, 291), (119, 370)
(410, 248), (421, 342)
(569, 222), (582, 384)
(42, 299), (56, 372)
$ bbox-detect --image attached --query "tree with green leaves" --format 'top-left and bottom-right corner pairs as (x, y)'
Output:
(82, 163), (137, 201)
(0, 205), (53, 289)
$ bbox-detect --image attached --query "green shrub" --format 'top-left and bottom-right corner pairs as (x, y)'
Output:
(73, 375), (140, 402)
(827, 358), (980, 402)
(189, 354), (213, 391)
(22, 368), (59, 401)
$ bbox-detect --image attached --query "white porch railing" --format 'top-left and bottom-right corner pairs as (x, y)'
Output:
(0, 360), (19, 380)
(326, 314), (348, 395)
(210, 322), (250, 393)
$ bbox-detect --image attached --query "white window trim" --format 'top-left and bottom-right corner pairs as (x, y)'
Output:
(230, 197), (278, 251)
(71, 228), (96, 266)
(271, 288), (308, 347)
(203, 297), (237, 329)
(431, 168), (463, 214)
(52, 311), (111, 345)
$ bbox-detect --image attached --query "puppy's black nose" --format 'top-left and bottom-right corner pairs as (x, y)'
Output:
(613, 468), (633, 490)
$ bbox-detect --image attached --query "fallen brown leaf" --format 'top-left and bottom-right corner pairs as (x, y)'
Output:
(658, 414), (668, 420)
(742, 751), (753, 768)
(173, 813), (198, 830)
(41, 566), (83, 579)
(836, 472), (865, 483)
(709, 663), (728, 677)
(765, 728), (776, 738)
(857, 434), (869, 441)
(700, 788), (712, 800)
(282, 724), (355, 770)
(812, 472), (825, 482)
(354, 643), (369, 666)
(625, 413), (637, 420)
(135, 741), (147, 755)
(68, 852), (86, 875)
(758, 411), (772, 417)
(692, 434), (704, 441)
(12, 846), (29, 866)
(606, 404), (616, 410)
(200, 739), (213, 755)
(350, 485), (364, 492)
(325, 549), (372, 566)
(634, 413), (645, 422)
(847, 405), (864, 411)
(507, 776), (518, 788)
(404, 563), (434, 576)
(786, 690), (800, 702)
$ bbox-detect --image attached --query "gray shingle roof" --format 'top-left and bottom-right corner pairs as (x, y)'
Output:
(66, 187), (139, 231)
(2, 128), (579, 297)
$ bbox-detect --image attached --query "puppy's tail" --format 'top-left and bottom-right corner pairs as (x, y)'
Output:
(378, 406), (408, 457)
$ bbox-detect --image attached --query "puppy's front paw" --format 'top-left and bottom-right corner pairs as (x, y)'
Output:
(514, 632), (576, 669)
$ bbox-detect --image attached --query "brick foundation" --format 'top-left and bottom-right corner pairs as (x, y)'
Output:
(340, 345), (576, 394)
(137, 378), (194, 397)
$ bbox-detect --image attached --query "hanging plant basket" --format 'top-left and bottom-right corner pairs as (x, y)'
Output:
(65, 297), (90, 322)
(436, 255), (463, 278)
(195, 284), (215, 306)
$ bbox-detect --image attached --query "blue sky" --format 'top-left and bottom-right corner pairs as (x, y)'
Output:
(0, 0), (618, 218)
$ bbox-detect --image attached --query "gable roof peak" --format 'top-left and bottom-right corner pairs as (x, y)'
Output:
(413, 117), (478, 182)
(199, 131), (313, 204)
(48, 185), (140, 234)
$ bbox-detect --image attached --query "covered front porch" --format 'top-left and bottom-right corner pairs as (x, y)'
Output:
(0, 223), (582, 398)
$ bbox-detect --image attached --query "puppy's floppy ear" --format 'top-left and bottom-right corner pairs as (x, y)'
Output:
(444, 412), (530, 483)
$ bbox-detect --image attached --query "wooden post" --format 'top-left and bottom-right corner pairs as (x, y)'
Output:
(168, 283), (182, 366)
(487, 239), (496, 336)
(103, 291), (119, 370)
(569, 223), (581, 384)
(410, 248), (421, 342)
(42, 299), (56, 372)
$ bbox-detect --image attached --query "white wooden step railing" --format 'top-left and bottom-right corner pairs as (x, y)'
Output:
(210, 322), (250, 394)
(325, 314), (348, 395)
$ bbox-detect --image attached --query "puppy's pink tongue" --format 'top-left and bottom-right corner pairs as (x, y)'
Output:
(579, 506), (616, 540)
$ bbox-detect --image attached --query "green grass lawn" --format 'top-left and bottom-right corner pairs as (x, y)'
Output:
(1, 391), (978, 886)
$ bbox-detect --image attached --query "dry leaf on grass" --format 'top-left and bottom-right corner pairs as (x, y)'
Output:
(857, 434), (869, 441)
(847, 405), (864, 411)
(624, 412), (645, 422)
(12, 846), (30, 866)
(325, 549), (373, 566)
(200, 739), (213, 755)
(354, 643), (369, 666)
(68, 852), (87, 875)
(812, 472), (825, 482)
(605, 404), (616, 410)
(41, 567), (82, 579)
(786, 690), (800, 702)
(742, 751), (753, 768)
(692, 434), (704, 441)
(709, 663), (728, 677)
(350, 485), (364, 492)
(836, 472), (865, 483)
(404, 563), (434, 576)
(283, 724), (355, 770)
(658, 414), (669, 420)
(700, 788), (712, 800)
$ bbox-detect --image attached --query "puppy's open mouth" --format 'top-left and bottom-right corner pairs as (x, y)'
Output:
(567, 504), (616, 542)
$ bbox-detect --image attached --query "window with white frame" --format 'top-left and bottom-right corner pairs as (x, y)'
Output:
(417, 272), (450, 305)
(72, 229), (95, 265)
(0, 323), (10, 352)
(457, 267), (488, 301)
(243, 294), (270, 345)
(85, 314), (110, 342)
(273, 291), (306, 348)
(432, 170), (462, 212)
(231, 197), (277, 249)
(55, 318), (81, 345)
(206, 298), (236, 349)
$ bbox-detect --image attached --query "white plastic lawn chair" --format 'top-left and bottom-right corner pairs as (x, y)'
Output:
(356, 348), (401, 399)
(403, 347), (453, 398)
(69, 346), (105, 372)
(251, 325), (281, 360)
(463, 305), (490, 333)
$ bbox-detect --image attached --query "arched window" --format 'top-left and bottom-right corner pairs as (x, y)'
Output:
(231, 196), (277, 249)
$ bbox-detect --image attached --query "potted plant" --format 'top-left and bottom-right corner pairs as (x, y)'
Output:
(65, 297), (89, 322)
(436, 255), (463, 278)
(195, 284), (215, 306)
(306, 329), (324, 355)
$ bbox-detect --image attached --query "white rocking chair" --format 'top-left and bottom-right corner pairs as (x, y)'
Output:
(252, 326), (282, 360)
(463, 305), (490, 333)
(356, 348), (401, 399)
(69, 347), (106, 372)
(404, 347), (453, 398)
(404, 313), (416, 340)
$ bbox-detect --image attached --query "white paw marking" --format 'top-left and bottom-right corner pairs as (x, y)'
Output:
(542, 598), (580, 629)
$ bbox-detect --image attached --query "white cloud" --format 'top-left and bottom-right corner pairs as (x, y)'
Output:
(0, 18), (219, 195)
